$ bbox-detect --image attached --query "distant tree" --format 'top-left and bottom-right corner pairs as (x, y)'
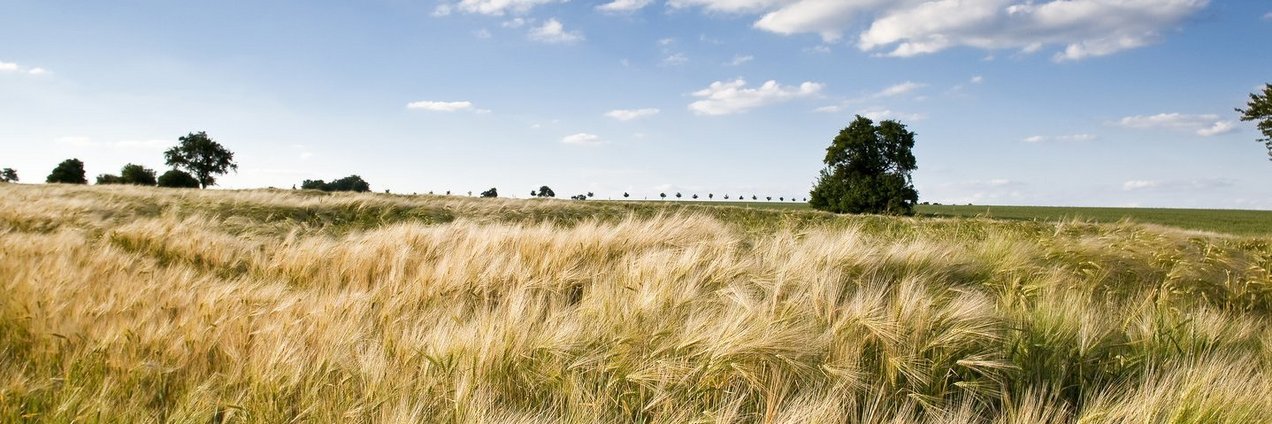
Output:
(660, 192), (667, 200)
(752, 195), (757, 200)
(536, 186), (555, 197)
(0, 168), (17, 183)
(46, 159), (87, 184)
(810, 115), (918, 215)
(587, 192), (594, 198)
(1237, 83), (1272, 161)
(119, 163), (157, 185)
(766, 196), (772, 201)
(571, 194), (588, 200)
(692, 194), (699, 199)
(623, 192), (630, 198)
(446, 190), (451, 195)
(481, 187), (498, 198)
(708, 193), (713, 199)
(468, 191), (473, 196)
(163, 131), (237, 189)
(779, 197), (784, 201)
(302, 175), (371, 192)
(675, 192), (682, 199)
(95, 174), (122, 185)
(157, 169), (200, 188)
(724, 195), (730, 200)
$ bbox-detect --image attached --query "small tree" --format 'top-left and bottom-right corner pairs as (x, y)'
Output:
(675, 192), (682, 199)
(302, 175), (371, 192)
(708, 193), (713, 199)
(623, 192), (630, 198)
(660, 193), (667, 200)
(1237, 83), (1272, 161)
(120, 164), (158, 185)
(587, 192), (594, 198)
(96, 174), (123, 184)
(536, 186), (556, 197)
(164, 132), (237, 189)
(481, 188), (498, 198)
(766, 196), (772, 201)
(751, 195), (757, 200)
(157, 169), (201, 188)
(1, 168), (18, 183)
(46, 159), (87, 184)
(810, 115), (918, 215)
(724, 195), (730, 200)
(692, 194), (699, 199)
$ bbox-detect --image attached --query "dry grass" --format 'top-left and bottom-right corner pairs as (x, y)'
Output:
(2, 183), (1271, 423)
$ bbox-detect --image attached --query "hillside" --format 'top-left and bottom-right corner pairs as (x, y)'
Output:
(2, 184), (1272, 423)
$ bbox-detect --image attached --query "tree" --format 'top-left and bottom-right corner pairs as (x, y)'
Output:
(675, 192), (682, 199)
(163, 132), (237, 189)
(751, 195), (757, 200)
(766, 196), (772, 201)
(46, 159), (87, 184)
(660, 193), (667, 200)
(810, 115), (918, 215)
(0, 168), (17, 183)
(587, 192), (594, 198)
(481, 188), (498, 198)
(708, 193), (714, 199)
(1237, 83), (1272, 161)
(692, 194), (699, 199)
(96, 174), (123, 185)
(536, 186), (556, 197)
(157, 169), (201, 188)
(623, 192), (630, 198)
(120, 163), (158, 185)
(302, 175), (371, 192)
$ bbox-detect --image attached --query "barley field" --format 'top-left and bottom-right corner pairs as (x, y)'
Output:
(3, 183), (1272, 423)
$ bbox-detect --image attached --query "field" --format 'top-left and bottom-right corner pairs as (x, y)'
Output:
(3, 183), (1272, 423)
(665, 201), (1272, 236)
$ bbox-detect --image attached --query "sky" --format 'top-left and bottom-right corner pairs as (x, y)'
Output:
(2, 0), (1270, 208)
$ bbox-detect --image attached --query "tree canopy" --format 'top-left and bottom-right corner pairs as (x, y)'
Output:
(480, 188), (498, 198)
(1237, 83), (1272, 161)
(46, 159), (87, 184)
(535, 186), (556, 198)
(164, 132), (237, 189)
(120, 164), (158, 185)
(157, 169), (201, 188)
(809, 115), (918, 215)
(301, 175), (371, 192)
(0, 168), (17, 183)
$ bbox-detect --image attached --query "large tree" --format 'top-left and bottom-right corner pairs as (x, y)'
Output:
(120, 163), (158, 185)
(164, 132), (237, 189)
(1237, 83), (1272, 161)
(46, 158), (87, 184)
(809, 115), (918, 215)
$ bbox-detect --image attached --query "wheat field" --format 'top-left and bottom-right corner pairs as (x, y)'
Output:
(2, 183), (1271, 423)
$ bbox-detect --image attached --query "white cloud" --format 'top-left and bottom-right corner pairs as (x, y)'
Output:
(1, 61), (47, 75)
(1123, 178), (1234, 191)
(562, 133), (604, 145)
(605, 108), (660, 121)
(27, 67), (47, 75)
(502, 17), (529, 28)
(598, 0), (654, 13)
(1117, 113), (1236, 137)
(856, 106), (924, 122)
(970, 75), (984, 84)
(688, 79), (823, 116)
(440, 0), (563, 16)
(661, 53), (689, 66)
(406, 100), (488, 113)
(1263, 11), (1272, 21)
(876, 81), (925, 97)
(528, 18), (584, 44)
(0, 62), (18, 72)
(1022, 133), (1097, 143)
(725, 54), (754, 66)
(813, 105), (845, 113)
(670, 0), (1209, 61)
(56, 136), (96, 148)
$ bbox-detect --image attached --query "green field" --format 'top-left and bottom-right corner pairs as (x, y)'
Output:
(646, 200), (1272, 236)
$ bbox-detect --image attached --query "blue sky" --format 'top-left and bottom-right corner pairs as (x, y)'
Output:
(2, 0), (1270, 208)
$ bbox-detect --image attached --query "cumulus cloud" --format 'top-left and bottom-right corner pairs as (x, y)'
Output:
(528, 18), (584, 44)
(605, 108), (660, 121)
(597, 0), (654, 12)
(0, 62), (18, 72)
(970, 75), (984, 84)
(1, 61), (47, 75)
(670, 0), (1209, 61)
(688, 79), (823, 116)
(437, 0), (563, 16)
(562, 133), (604, 145)
(1022, 133), (1097, 143)
(876, 81), (925, 97)
(406, 100), (489, 113)
(856, 106), (924, 121)
(1117, 113), (1236, 137)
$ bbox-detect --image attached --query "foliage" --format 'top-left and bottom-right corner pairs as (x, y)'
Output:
(301, 175), (371, 193)
(480, 187), (498, 198)
(163, 131), (238, 189)
(156, 169), (201, 188)
(810, 115), (918, 215)
(95, 174), (122, 185)
(535, 186), (556, 198)
(45, 158), (87, 184)
(0, 168), (17, 183)
(1237, 83), (1272, 161)
(120, 163), (158, 186)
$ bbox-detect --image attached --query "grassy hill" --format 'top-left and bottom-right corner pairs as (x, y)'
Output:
(2, 184), (1272, 423)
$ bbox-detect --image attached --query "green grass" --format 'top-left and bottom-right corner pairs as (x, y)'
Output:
(637, 200), (1272, 236)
